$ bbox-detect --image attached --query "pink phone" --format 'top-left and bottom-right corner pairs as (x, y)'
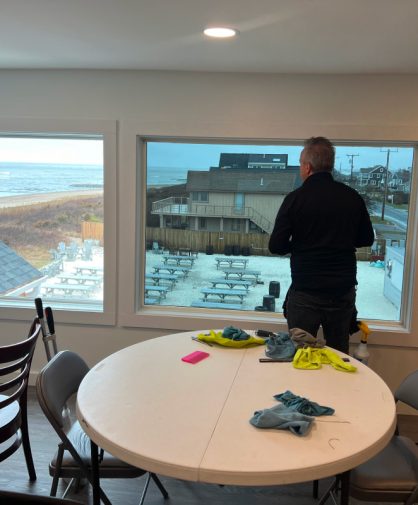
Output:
(181, 350), (210, 364)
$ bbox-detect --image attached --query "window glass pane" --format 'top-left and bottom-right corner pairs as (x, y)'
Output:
(0, 136), (104, 310)
(145, 141), (414, 322)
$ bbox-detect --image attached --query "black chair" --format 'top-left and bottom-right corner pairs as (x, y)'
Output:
(319, 369), (418, 505)
(36, 350), (169, 505)
(0, 489), (83, 504)
(0, 318), (42, 481)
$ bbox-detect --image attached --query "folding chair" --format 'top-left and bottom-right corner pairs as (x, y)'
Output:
(349, 368), (418, 505)
(319, 369), (418, 505)
(36, 350), (168, 505)
(0, 489), (83, 504)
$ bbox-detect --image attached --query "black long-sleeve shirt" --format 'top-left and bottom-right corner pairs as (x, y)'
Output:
(268, 172), (374, 295)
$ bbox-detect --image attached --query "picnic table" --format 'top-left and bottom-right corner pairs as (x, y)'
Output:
(190, 301), (242, 311)
(56, 273), (102, 286)
(145, 297), (160, 305)
(178, 248), (198, 257)
(153, 265), (193, 277)
(222, 269), (261, 283)
(200, 288), (247, 302)
(75, 265), (104, 275)
(215, 257), (249, 269)
(145, 273), (178, 289)
(42, 283), (96, 296)
(208, 278), (252, 291)
(144, 285), (169, 300)
(162, 255), (196, 267)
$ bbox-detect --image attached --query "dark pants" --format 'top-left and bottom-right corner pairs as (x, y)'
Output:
(285, 287), (356, 354)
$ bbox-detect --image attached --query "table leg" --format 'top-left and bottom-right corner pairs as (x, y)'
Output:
(90, 440), (100, 505)
(339, 471), (350, 505)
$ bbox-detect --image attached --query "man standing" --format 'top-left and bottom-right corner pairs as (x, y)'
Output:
(268, 137), (374, 353)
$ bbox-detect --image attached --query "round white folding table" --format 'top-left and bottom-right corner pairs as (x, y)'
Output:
(76, 331), (396, 504)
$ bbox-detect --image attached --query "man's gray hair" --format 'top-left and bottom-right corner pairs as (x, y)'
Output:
(303, 137), (335, 173)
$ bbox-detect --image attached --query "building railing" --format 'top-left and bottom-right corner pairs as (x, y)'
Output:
(151, 197), (189, 213)
(151, 198), (274, 233)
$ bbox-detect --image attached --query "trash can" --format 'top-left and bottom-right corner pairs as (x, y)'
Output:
(206, 245), (214, 255)
(263, 295), (275, 312)
(232, 245), (241, 256)
(224, 245), (233, 256)
(241, 246), (250, 256)
(269, 281), (281, 298)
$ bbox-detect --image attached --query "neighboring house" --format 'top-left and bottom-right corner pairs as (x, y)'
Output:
(151, 166), (301, 234)
(388, 169), (411, 192)
(357, 165), (393, 187)
(0, 241), (45, 296)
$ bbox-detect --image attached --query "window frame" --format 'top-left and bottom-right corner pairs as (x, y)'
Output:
(0, 118), (117, 326)
(115, 133), (418, 349)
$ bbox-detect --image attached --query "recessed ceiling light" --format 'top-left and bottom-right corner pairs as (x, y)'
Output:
(203, 27), (238, 38)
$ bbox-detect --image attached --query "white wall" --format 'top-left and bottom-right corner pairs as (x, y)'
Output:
(1, 70), (418, 401)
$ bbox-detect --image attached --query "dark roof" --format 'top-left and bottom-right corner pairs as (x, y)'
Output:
(186, 168), (300, 193)
(248, 153), (288, 165)
(218, 153), (288, 169)
(0, 241), (43, 294)
(360, 165), (392, 175)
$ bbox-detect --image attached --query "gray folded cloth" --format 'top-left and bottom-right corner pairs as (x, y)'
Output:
(265, 332), (296, 361)
(249, 404), (314, 436)
(290, 327), (326, 348)
(274, 390), (335, 416)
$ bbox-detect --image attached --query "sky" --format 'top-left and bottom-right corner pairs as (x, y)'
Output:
(0, 137), (413, 173)
(148, 142), (415, 174)
(0, 138), (103, 165)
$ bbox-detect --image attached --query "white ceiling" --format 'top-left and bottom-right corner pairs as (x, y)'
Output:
(1, 0), (418, 73)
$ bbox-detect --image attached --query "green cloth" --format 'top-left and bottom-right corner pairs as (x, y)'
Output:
(197, 328), (265, 348)
(292, 347), (357, 373)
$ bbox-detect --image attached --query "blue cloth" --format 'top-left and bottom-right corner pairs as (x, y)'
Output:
(222, 326), (250, 341)
(265, 332), (296, 361)
(274, 390), (335, 416)
(249, 404), (314, 436)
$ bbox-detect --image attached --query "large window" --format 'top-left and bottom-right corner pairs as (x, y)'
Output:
(0, 136), (104, 311)
(144, 140), (414, 324)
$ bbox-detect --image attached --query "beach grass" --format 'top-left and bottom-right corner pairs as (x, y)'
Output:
(0, 195), (103, 268)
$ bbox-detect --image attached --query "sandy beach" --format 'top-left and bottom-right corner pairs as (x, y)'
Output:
(0, 189), (102, 209)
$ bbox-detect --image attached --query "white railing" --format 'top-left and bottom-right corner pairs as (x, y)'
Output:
(151, 197), (274, 233)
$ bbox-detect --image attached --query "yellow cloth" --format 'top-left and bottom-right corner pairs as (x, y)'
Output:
(197, 329), (265, 348)
(293, 347), (357, 373)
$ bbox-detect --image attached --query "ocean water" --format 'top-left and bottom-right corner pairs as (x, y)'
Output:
(0, 163), (187, 196)
(147, 166), (188, 187)
(0, 162), (103, 197)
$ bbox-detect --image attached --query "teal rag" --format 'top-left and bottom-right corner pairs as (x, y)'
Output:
(265, 332), (296, 361)
(274, 390), (335, 416)
(222, 326), (250, 341)
(250, 404), (314, 436)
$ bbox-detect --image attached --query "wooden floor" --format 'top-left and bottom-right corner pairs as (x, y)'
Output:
(1, 387), (416, 505)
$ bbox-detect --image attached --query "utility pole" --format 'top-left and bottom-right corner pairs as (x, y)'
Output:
(346, 154), (359, 184)
(334, 156), (341, 177)
(380, 148), (398, 221)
